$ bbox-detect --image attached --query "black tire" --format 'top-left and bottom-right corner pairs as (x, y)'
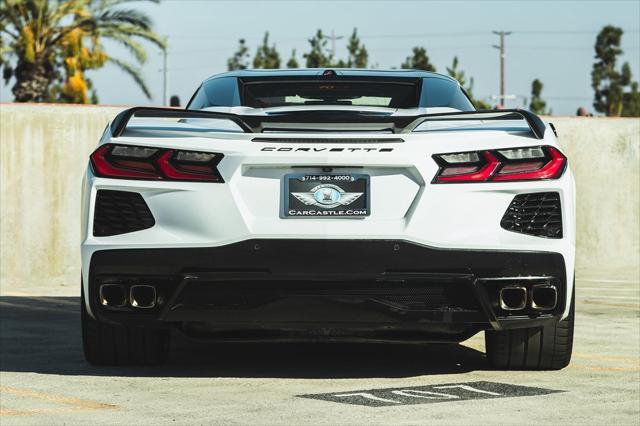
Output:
(485, 286), (574, 370)
(81, 285), (170, 366)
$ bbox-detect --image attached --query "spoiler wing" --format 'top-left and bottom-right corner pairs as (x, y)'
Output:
(110, 107), (546, 139)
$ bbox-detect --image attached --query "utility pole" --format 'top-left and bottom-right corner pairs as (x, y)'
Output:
(492, 31), (512, 107)
(162, 36), (169, 106)
(329, 30), (344, 64)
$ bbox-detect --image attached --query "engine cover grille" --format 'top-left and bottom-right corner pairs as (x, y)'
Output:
(93, 190), (155, 237)
(501, 192), (562, 238)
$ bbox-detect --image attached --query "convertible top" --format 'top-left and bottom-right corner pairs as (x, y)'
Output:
(187, 69), (472, 111)
(202, 68), (458, 82)
(111, 69), (547, 139)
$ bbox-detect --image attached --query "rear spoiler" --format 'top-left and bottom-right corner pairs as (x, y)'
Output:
(110, 107), (547, 139)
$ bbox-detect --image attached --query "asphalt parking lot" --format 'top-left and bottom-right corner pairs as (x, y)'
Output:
(1, 274), (638, 425)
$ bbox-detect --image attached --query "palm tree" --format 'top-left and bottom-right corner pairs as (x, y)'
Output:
(0, 0), (165, 103)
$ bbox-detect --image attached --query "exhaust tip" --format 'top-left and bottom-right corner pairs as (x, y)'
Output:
(129, 285), (157, 309)
(99, 284), (127, 307)
(499, 285), (527, 311)
(531, 284), (558, 310)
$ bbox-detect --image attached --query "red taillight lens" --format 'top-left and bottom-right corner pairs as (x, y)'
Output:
(91, 145), (160, 179)
(435, 151), (500, 183)
(492, 146), (566, 181)
(90, 144), (224, 182)
(433, 146), (566, 183)
(157, 150), (221, 182)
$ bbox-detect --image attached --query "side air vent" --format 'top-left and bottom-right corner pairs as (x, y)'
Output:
(252, 137), (404, 143)
(93, 190), (155, 237)
(501, 192), (562, 238)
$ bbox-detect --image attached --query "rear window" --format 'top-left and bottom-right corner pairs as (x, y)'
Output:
(188, 77), (240, 109)
(420, 77), (474, 111)
(188, 75), (474, 111)
(241, 80), (419, 108)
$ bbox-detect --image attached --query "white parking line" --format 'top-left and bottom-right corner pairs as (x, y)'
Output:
(582, 295), (640, 301)
(578, 279), (639, 284)
(578, 287), (640, 292)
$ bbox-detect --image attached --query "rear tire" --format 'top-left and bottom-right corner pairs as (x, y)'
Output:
(81, 284), (170, 366)
(485, 286), (574, 370)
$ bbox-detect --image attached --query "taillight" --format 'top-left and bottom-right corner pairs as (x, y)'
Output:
(493, 146), (566, 181)
(90, 144), (224, 182)
(432, 145), (566, 183)
(436, 151), (500, 183)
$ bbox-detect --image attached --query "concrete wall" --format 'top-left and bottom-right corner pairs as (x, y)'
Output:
(1, 104), (121, 287)
(551, 117), (639, 279)
(1, 104), (638, 289)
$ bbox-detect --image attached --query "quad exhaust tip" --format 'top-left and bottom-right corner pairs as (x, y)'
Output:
(531, 283), (558, 311)
(499, 285), (527, 311)
(99, 284), (127, 307)
(129, 285), (157, 309)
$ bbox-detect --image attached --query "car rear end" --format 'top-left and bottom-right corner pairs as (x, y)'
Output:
(80, 70), (575, 369)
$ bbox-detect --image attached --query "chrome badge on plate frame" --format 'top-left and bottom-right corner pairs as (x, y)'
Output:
(292, 183), (363, 209)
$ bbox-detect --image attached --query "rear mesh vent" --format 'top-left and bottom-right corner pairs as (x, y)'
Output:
(252, 137), (404, 144)
(501, 192), (562, 238)
(94, 190), (155, 237)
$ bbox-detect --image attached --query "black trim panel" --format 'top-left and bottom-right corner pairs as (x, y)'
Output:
(89, 239), (565, 279)
(87, 239), (566, 341)
(93, 190), (155, 236)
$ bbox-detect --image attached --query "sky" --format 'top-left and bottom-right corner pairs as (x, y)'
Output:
(1, 0), (639, 115)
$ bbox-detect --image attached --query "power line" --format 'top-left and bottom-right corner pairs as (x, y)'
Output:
(517, 29), (640, 34)
(545, 96), (593, 100)
(163, 0), (640, 2)
(168, 29), (640, 40)
(167, 44), (640, 55)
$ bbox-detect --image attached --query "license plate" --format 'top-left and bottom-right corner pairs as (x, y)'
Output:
(283, 174), (370, 218)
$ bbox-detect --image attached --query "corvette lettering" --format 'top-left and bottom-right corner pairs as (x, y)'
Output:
(261, 147), (394, 152)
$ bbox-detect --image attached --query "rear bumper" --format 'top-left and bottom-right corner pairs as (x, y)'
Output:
(87, 239), (566, 342)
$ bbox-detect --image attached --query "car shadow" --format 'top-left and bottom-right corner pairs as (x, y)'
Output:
(0, 296), (489, 378)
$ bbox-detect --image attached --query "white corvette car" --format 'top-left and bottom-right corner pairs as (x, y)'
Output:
(81, 69), (575, 369)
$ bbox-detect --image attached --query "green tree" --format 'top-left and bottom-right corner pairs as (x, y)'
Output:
(303, 28), (367, 68)
(529, 78), (549, 115)
(591, 25), (637, 116)
(446, 56), (491, 109)
(304, 29), (331, 68)
(623, 81), (640, 117)
(0, 0), (165, 103)
(252, 32), (280, 69)
(401, 47), (435, 72)
(446, 57), (468, 88)
(0, 33), (7, 67)
(345, 28), (367, 68)
(227, 38), (250, 71)
(286, 49), (299, 68)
